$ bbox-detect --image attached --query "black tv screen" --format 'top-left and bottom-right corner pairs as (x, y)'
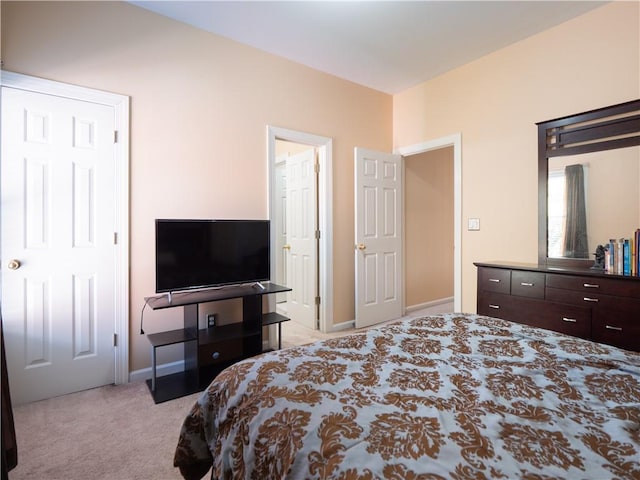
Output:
(155, 219), (270, 293)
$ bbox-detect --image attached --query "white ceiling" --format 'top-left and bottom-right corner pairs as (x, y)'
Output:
(129, 1), (607, 94)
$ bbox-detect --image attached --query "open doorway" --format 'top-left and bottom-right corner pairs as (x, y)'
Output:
(404, 147), (455, 312)
(397, 134), (462, 313)
(267, 126), (333, 337)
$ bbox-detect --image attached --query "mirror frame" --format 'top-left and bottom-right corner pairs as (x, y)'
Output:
(538, 99), (640, 267)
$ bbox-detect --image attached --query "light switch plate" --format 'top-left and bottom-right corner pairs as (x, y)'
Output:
(468, 218), (480, 231)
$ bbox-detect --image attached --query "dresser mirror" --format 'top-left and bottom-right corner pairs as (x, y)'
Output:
(538, 100), (640, 267)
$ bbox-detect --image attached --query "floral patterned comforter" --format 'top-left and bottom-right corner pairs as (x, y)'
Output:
(174, 313), (640, 480)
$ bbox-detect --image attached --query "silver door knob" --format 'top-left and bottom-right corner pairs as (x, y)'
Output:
(7, 259), (21, 270)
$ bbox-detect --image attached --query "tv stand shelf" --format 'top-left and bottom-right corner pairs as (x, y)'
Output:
(147, 328), (197, 347)
(144, 283), (291, 403)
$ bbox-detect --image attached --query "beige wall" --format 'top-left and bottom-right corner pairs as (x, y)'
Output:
(405, 147), (454, 306)
(393, 2), (640, 313)
(1, 1), (392, 371)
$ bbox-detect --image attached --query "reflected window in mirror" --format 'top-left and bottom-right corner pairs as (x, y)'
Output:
(548, 164), (591, 259)
(547, 169), (565, 257)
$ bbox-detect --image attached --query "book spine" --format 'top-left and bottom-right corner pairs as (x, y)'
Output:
(636, 229), (640, 276)
(609, 239), (616, 273)
(617, 239), (623, 274)
(632, 235), (636, 276)
(623, 239), (630, 275)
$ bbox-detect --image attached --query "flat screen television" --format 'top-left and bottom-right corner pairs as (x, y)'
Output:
(155, 219), (270, 293)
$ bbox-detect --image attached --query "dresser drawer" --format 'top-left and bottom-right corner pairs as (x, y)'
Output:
(592, 296), (640, 352)
(478, 267), (511, 294)
(546, 287), (602, 307)
(593, 318), (640, 352)
(546, 273), (640, 298)
(511, 271), (545, 299)
(478, 291), (549, 328)
(477, 291), (516, 320)
(528, 302), (591, 339)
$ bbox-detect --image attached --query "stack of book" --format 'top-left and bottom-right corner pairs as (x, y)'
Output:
(604, 230), (640, 275)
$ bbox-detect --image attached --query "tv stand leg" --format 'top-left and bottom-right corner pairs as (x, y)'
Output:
(151, 344), (157, 391)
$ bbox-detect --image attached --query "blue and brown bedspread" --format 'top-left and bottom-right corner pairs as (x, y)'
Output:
(174, 313), (640, 479)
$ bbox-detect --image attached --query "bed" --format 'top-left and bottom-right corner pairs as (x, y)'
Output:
(173, 313), (640, 479)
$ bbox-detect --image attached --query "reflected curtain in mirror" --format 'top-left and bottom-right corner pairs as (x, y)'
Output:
(563, 164), (588, 258)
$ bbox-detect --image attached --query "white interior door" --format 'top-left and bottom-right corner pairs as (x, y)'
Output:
(355, 147), (403, 328)
(286, 148), (317, 329)
(1, 86), (117, 404)
(274, 155), (288, 305)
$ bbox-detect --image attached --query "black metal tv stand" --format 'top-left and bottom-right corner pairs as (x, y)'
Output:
(144, 283), (291, 403)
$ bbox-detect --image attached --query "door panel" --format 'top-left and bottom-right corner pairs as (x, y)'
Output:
(383, 252), (398, 300)
(355, 148), (402, 328)
(1, 87), (116, 404)
(24, 278), (51, 367)
(286, 149), (317, 329)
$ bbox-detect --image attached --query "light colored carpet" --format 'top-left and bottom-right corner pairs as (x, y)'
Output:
(9, 303), (453, 480)
(280, 303), (454, 348)
(10, 381), (202, 480)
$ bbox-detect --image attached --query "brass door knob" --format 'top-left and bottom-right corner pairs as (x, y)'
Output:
(356, 243), (366, 250)
(283, 244), (291, 250)
(7, 259), (21, 270)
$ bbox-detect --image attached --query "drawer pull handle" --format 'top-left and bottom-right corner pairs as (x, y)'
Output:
(562, 317), (577, 323)
(520, 282), (534, 287)
(488, 304), (500, 309)
(605, 325), (623, 332)
(489, 278), (501, 283)
(583, 283), (599, 288)
(583, 297), (599, 303)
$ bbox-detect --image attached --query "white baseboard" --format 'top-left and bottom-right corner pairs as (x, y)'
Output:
(129, 359), (184, 383)
(405, 297), (454, 313)
(327, 320), (355, 333)
(322, 297), (454, 335)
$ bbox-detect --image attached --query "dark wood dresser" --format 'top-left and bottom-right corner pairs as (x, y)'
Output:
(475, 261), (640, 352)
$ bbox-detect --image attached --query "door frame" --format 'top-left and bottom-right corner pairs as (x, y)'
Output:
(267, 126), (333, 333)
(396, 133), (462, 312)
(1, 70), (130, 385)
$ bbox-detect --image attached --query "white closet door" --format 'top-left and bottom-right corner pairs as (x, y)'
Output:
(1, 87), (117, 404)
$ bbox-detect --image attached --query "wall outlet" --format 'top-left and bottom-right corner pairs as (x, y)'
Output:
(207, 314), (216, 327)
